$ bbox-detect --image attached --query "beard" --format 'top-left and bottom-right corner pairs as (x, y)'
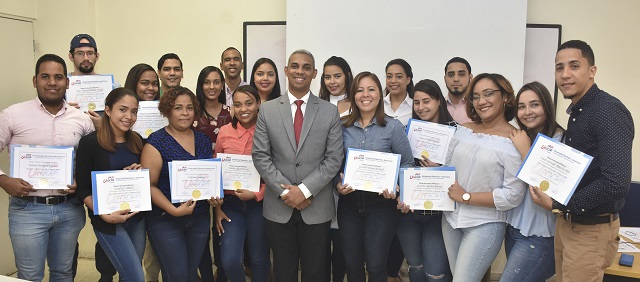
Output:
(78, 63), (94, 74)
(447, 86), (466, 97)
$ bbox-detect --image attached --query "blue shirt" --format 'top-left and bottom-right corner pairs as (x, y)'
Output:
(506, 133), (562, 237)
(147, 128), (214, 216)
(560, 84), (634, 216)
(341, 116), (414, 191)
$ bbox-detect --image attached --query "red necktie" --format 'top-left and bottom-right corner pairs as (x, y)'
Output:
(294, 100), (304, 146)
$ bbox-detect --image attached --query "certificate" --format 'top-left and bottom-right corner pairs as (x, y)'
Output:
(405, 118), (456, 164)
(516, 133), (593, 205)
(400, 167), (456, 211)
(91, 169), (152, 215)
(10, 145), (74, 189)
(342, 148), (401, 193)
(132, 101), (168, 138)
(218, 153), (261, 192)
(169, 159), (222, 203)
(66, 74), (115, 112)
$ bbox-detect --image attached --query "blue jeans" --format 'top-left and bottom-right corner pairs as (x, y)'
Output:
(94, 217), (146, 282)
(500, 225), (555, 282)
(337, 193), (398, 282)
(147, 211), (210, 282)
(219, 196), (269, 282)
(397, 212), (452, 282)
(8, 196), (86, 282)
(441, 217), (505, 282)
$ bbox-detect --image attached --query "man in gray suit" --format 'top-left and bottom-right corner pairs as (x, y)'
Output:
(253, 49), (344, 282)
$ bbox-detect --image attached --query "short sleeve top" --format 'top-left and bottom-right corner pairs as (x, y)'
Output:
(147, 128), (213, 215)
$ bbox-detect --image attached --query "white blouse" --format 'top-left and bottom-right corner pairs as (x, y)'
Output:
(443, 126), (527, 229)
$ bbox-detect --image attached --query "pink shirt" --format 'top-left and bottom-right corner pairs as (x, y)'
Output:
(0, 98), (95, 196)
(214, 122), (264, 202)
(446, 94), (472, 124)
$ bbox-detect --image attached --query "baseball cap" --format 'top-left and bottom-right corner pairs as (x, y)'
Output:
(69, 34), (97, 53)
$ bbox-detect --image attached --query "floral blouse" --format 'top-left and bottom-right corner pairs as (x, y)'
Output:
(192, 105), (233, 149)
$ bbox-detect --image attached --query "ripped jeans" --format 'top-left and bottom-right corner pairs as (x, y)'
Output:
(397, 212), (452, 282)
(500, 224), (555, 282)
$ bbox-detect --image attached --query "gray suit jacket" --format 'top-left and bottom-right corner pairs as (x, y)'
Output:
(252, 93), (344, 224)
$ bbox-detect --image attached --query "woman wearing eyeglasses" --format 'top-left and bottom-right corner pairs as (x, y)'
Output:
(439, 73), (527, 282)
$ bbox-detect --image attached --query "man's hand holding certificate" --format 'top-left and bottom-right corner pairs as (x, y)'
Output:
(10, 145), (74, 190)
(405, 119), (456, 164)
(169, 159), (222, 203)
(516, 133), (593, 205)
(400, 167), (456, 211)
(132, 101), (169, 138)
(219, 153), (260, 192)
(91, 169), (152, 215)
(66, 75), (115, 112)
(342, 149), (401, 194)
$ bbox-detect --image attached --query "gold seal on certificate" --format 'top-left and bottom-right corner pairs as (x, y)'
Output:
(540, 180), (550, 192)
(423, 200), (433, 210)
(38, 178), (49, 188)
(87, 102), (97, 111)
(192, 189), (202, 199)
(421, 150), (429, 159)
(363, 181), (373, 190)
(233, 181), (242, 190)
(120, 202), (130, 210)
(145, 129), (153, 137)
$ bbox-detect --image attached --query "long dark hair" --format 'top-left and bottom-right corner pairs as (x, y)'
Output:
(196, 66), (226, 119)
(412, 79), (455, 125)
(319, 56), (353, 101)
(516, 81), (564, 141)
(124, 63), (159, 101)
(231, 85), (261, 129)
(384, 58), (414, 98)
(342, 72), (387, 127)
(249, 58), (281, 101)
(98, 88), (143, 154)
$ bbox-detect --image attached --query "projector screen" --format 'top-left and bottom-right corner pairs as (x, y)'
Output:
(286, 0), (528, 96)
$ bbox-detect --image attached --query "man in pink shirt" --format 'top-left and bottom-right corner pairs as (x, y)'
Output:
(444, 57), (473, 124)
(0, 54), (94, 281)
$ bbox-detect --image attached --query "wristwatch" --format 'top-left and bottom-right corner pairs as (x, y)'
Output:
(462, 193), (471, 205)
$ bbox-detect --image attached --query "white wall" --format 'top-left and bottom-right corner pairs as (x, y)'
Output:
(0, 0), (638, 276)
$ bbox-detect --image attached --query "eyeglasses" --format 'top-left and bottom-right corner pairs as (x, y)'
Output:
(73, 51), (96, 57)
(471, 89), (500, 102)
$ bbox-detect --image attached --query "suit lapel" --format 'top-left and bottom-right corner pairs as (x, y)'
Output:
(297, 94), (319, 153)
(278, 95), (297, 150)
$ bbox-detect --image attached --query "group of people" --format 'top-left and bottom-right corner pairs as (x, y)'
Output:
(0, 33), (634, 282)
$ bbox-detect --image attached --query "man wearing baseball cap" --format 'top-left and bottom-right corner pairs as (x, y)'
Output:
(67, 33), (118, 282)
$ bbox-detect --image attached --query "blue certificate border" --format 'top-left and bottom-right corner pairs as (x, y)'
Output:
(91, 169), (150, 215)
(516, 133), (594, 205)
(9, 144), (75, 186)
(169, 158), (223, 203)
(343, 148), (401, 192)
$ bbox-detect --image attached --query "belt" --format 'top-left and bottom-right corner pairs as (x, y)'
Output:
(419, 210), (442, 216)
(17, 195), (69, 205)
(562, 212), (619, 225)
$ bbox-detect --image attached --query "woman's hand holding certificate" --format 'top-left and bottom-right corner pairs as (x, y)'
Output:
(342, 149), (401, 194)
(405, 119), (456, 165)
(169, 159), (223, 203)
(91, 169), (152, 215)
(218, 153), (260, 192)
(399, 167), (456, 211)
(516, 133), (593, 205)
